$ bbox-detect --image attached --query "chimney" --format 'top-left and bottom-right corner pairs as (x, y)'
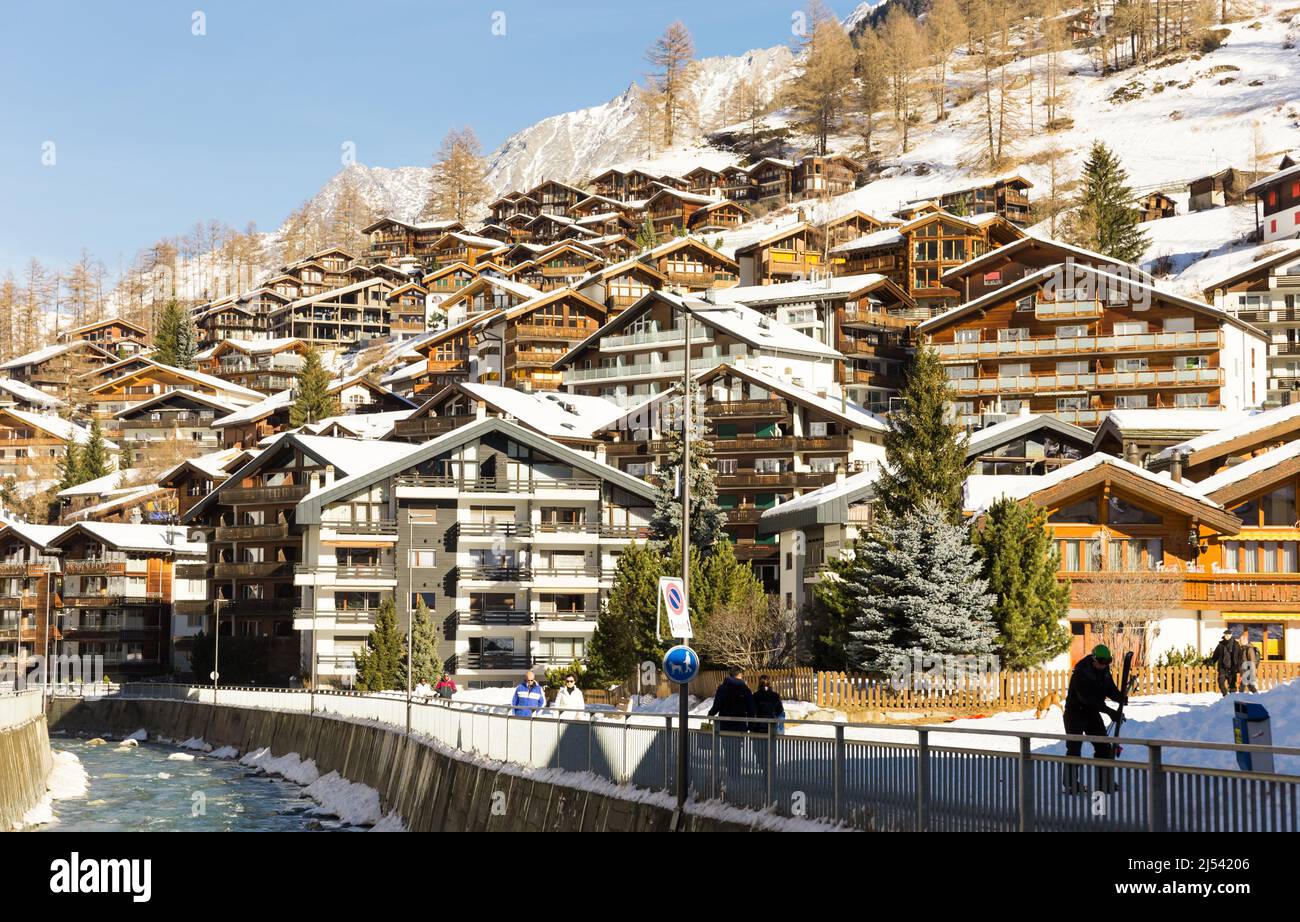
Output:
(835, 464), (846, 485)
(594, 443), (607, 465)
(1170, 452), (1184, 483)
(1125, 442), (1140, 466)
(324, 465), (335, 488)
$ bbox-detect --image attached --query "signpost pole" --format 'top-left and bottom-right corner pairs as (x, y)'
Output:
(677, 307), (692, 814)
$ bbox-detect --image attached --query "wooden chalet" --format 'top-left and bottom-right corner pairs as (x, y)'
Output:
(1137, 190), (1178, 223)
(735, 223), (828, 286)
(57, 317), (151, 356)
(640, 238), (739, 291)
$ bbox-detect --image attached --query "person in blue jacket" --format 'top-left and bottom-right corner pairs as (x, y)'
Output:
(511, 670), (546, 717)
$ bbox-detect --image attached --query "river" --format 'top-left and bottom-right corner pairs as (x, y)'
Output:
(36, 736), (353, 832)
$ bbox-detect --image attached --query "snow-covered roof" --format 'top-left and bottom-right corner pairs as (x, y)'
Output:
(830, 228), (904, 253)
(963, 453), (1220, 515)
(64, 486), (165, 523)
(1245, 161), (1300, 194)
(1153, 402), (1300, 461)
(707, 273), (893, 306)
(50, 522), (205, 556)
(760, 462), (883, 520)
(1099, 408), (1249, 436)
(0, 408), (119, 450)
(1195, 439), (1300, 495)
(717, 363), (887, 432)
(963, 413), (1093, 457)
(155, 447), (246, 485)
(211, 390), (292, 428)
(111, 388), (239, 419)
(0, 521), (68, 548)
(92, 359), (265, 404)
(0, 377), (63, 409)
(299, 409), (414, 440)
(0, 340), (108, 370)
(962, 474), (1048, 514)
(452, 382), (625, 439)
(57, 467), (153, 499)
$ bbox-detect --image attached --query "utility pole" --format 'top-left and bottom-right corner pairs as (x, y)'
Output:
(677, 305), (692, 813)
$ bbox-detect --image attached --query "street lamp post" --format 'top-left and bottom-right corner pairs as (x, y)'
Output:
(212, 598), (224, 706)
(677, 303), (693, 814)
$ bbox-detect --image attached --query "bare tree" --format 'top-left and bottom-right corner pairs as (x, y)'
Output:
(1070, 564), (1186, 665)
(695, 593), (796, 671)
(422, 127), (490, 224)
(644, 21), (697, 149)
(882, 6), (923, 153)
(926, 0), (966, 122)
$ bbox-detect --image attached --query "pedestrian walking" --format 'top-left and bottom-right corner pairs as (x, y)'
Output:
(552, 674), (586, 714)
(1237, 632), (1261, 693)
(708, 667), (756, 733)
(435, 673), (458, 699)
(511, 670), (546, 717)
(1211, 629), (1241, 696)
(752, 675), (785, 734)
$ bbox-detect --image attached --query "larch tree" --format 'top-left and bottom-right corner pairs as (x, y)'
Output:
(784, 17), (856, 156)
(423, 127), (490, 224)
(1071, 141), (1150, 263)
(854, 31), (889, 163)
(0, 273), (18, 361)
(290, 347), (340, 427)
(644, 21), (697, 149)
(845, 499), (998, 677)
(873, 345), (971, 524)
(926, 0), (966, 122)
(972, 497), (1072, 669)
(882, 5), (923, 153)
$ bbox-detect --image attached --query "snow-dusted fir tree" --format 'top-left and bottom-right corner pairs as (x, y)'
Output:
(649, 379), (727, 553)
(845, 499), (997, 676)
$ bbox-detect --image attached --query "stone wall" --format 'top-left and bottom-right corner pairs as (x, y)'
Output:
(0, 714), (52, 830)
(47, 698), (757, 832)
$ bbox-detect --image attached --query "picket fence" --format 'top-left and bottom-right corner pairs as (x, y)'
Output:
(666, 663), (1300, 713)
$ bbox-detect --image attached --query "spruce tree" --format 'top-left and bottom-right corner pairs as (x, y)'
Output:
(173, 311), (198, 370)
(57, 442), (84, 491)
(1074, 141), (1150, 263)
(80, 419), (112, 481)
(873, 345), (970, 523)
(403, 596), (442, 684)
(154, 299), (184, 366)
(845, 499), (997, 677)
(353, 598), (404, 691)
(290, 347), (339, 427)
(692, 537), (765, 632)
(636, 216), (659, 251)
(588, 541), (664, 681)
(972, 497), (1072, 669)
(649, 381), (727, 553)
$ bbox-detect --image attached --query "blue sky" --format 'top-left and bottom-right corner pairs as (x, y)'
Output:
(0, 0), (862, 280)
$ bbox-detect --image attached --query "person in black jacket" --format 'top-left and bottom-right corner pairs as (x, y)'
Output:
(1062, 645), (1126, 794)
(708, 667), (757, 733)
(1211, 629), (1241, 695)
(752, 675), (786, 734)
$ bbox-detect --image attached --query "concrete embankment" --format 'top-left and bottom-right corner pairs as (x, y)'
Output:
(47, 698), (759, 832)
(0, 710), (52, 830)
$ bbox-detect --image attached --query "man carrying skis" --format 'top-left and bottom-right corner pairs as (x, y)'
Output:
(1062, 644), (1126, 794)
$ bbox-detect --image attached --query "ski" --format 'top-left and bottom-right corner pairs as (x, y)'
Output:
(1111, 651), (1136, 755)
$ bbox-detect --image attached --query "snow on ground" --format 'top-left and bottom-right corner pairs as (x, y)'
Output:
(209, 745), (239, 760)
(239, 746), (401, 829)
(178, 736), (213, 752)
(125, 728), (147, 742)
(1140, 204), (1261, 283)
(16, 749), (89, 829)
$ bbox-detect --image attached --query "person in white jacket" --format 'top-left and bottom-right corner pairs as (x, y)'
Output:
(552, 674), (586, 715)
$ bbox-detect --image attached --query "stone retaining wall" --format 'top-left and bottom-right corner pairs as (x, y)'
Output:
(0, 715), (52, 830)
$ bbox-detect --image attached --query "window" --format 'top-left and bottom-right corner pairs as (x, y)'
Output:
(1225, 622), (1285, 661)
(1175, 393), (1210, 408)
(1051, 498), (1099, 524)
(1113, 394), (1149, 409)
(409, 549), (436, 568)
(1262, 484), (1297, 527)
(1114, 321), (1148, 335)
(410, 591), (436, 610)
(998, 328), (1030, 342)
(1115, 357), (1148, 372)
(1107, 495), (1162, 525)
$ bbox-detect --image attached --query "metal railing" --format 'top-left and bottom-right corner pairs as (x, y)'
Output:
(0, 688), (42, 730)
(52, 683), (1300, 832)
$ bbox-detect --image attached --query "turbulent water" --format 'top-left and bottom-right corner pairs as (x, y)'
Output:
(38, 737), (351, 832)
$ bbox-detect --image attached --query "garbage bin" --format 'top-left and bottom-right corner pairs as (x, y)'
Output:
(1232, 701), (1273, 773)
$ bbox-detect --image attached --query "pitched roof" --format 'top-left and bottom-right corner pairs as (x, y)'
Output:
(1153, 402), (1300, 464)
(295, 416), (656, 524)
(963, 413), (1094, 458)
(1195, 439), (1300, 499)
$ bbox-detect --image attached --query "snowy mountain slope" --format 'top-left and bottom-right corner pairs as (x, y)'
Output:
(306, 163), (431, 225)
(483, 44), (796, 192)
(710, 3), (1300, 269)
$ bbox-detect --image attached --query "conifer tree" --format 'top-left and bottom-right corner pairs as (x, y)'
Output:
(636, 216), (659, 251)
(173, 310), (198, 370)
(845, 499), (998, 676)
(80, 419), (112, 481)
(873, 346), (970, 523)
(57, 442), (84, 491)
(153, 299), (184, 366)
(403, 597), (442, 685)
(972, 497), (1072, 669)
(290, 347), (339, 427)
(1072, 141), (1150, 263)
(649, 382), (727, 553)
(353, 598), (404, 691)
(588, 541), (664, 681)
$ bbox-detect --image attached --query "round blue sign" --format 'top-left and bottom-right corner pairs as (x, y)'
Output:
(662, 645), (700, 685)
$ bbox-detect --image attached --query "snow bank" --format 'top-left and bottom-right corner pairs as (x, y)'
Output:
(178, 737), (213, 752)
(303, 771), (386, 826)
(208, 746), (239, 760)
(239, 747), (321, 785)
(125, 728), (148, 742)
(166, 752), (196, 762)
(18, 749), (89, 828)
(452, 687), (516, 707)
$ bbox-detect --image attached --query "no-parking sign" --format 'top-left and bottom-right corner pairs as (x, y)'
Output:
(659, 575), (692, 639)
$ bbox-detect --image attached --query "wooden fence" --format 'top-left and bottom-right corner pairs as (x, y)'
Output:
(658, 663), (1300, 713)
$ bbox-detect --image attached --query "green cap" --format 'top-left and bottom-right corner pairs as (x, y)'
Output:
(1092, 644), (1112, 662)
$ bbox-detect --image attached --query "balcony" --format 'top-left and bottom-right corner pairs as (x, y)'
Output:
(512, 323), (595, 341)
(62, 592), (163, 607)
(396, 476), (600, 493)
(392, 415), (476, 439)
(293, 608), (378, 626)
(294, 565), (396, 582)
(725, 506), (766, 525)
(220, 485), (311, 505)
(214, 524), (292, 542)
(450, 521), (533, 539)
(840, 309), (913, 331)
(563, 354), (738, 384)
(600, 327), (713, 350)
(937, 330), (1222, 360)
(457, 653), (534, 671)
(62, 560), (133, 577)
(1034, 299), (1104, 320)
(711, 435), (853, 453)
(704, 399), (785, 417)
(716, 470), (838, 490)
(949, 367), (1225, 396)
(452, 565), (532, 583)
(213, 562), (294, 579)
(450, 609), (534, 627)
(328, 520), (398, 536)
